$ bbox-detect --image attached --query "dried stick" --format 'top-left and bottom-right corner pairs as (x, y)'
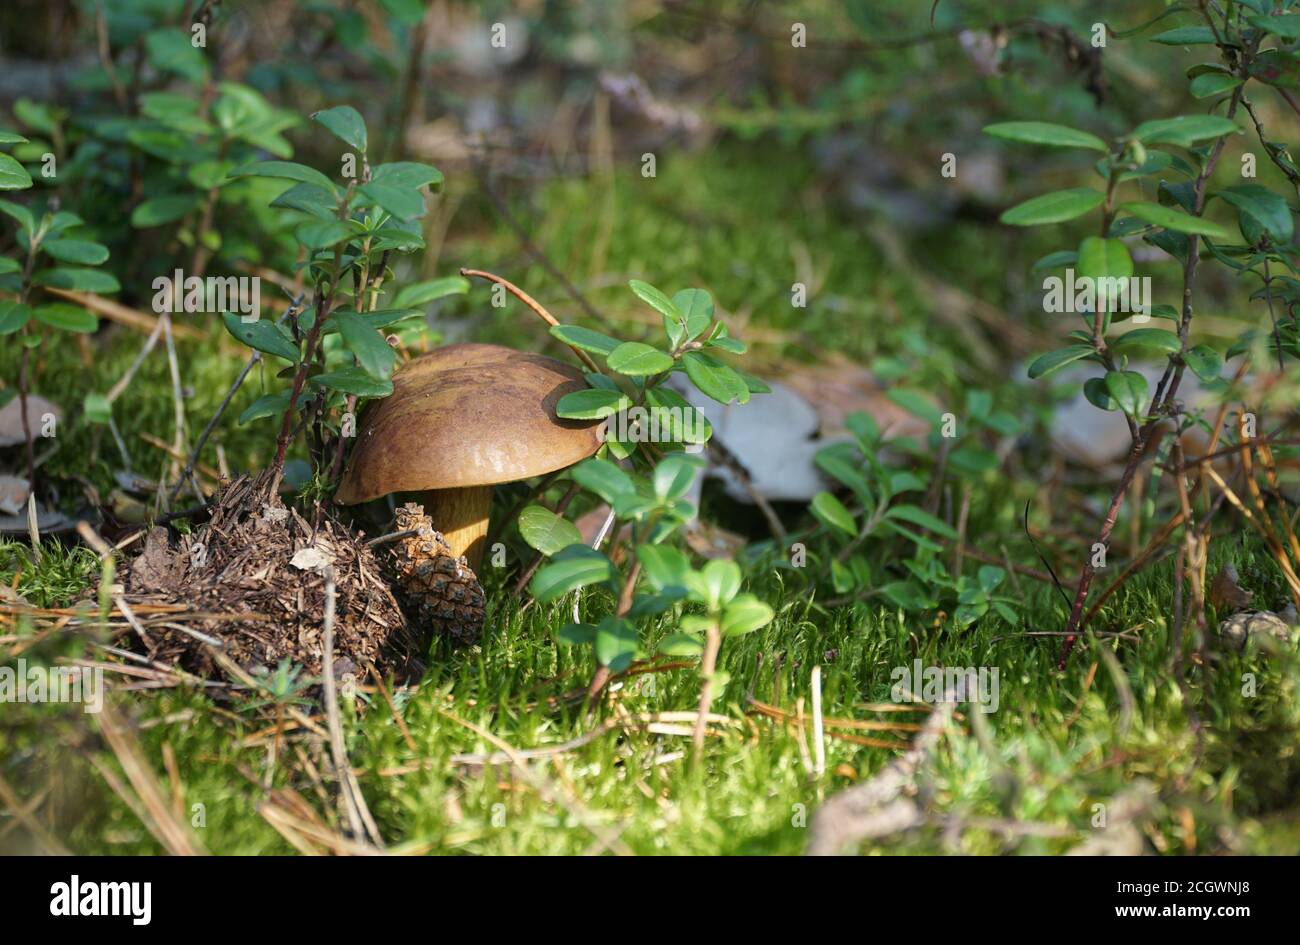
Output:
(584, 559), (641, 709)
(320, 572), (384, 849)
(460, 268), (601, 373)
(106, 322), (164, 408)
(691, 619), (723, 755)
(96, 702), (205, 855)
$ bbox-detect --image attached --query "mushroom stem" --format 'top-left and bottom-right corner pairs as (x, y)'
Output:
(419, 486), (493, 570)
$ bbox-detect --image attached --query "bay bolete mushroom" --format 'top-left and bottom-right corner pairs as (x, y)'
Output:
(335, 343), (603, 569)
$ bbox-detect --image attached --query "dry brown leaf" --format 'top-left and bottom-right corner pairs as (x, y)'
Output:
(780, 362), (932, 440)
(0, 395), (62, 448)
(1209, 563), (1253, 614)
(684, 521), (746, 560)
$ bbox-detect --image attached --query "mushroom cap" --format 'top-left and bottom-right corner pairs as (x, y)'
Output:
(335, 343), (603, 503)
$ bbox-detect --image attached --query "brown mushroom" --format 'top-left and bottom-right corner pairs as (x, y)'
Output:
(335, 343), (603, 569)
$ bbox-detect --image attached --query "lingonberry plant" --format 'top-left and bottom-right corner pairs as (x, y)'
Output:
(523, 282), (774, 744)
(987, 4), (1300, 663)
(0, 128), (114, 490)
(806, 403), (1022, 628)
(225, 105), (465, 496)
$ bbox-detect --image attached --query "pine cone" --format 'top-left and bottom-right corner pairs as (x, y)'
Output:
(386, 504), (485, 645)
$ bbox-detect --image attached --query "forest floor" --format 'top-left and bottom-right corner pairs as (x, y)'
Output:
(1, 145), (1297, 855)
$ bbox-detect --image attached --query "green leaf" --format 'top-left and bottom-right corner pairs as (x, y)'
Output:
(368, 225), (425, 254)
(1189, 73), (1243, 99)
(82, 392), (112, 424)
(811, 491), (856, 536)
(382, 0), (427, 25)
(126, 127), (194, 163)
(33, 267), (120, 293)
(370, 161), (442, 190)
(637, 544), (691, 593)
(885, 388), (944, 425)
(594, 617), (638, 671)
(1119, 201), (1232, 239)
(816, 452), (872, 503)
(227, 160), (338, 194)
(658, 633), (704, 656)
(238, 391), (290, 424)
(1105, 370), (1148, 416)
(738, 370), (770, 394)
(358, 180), (425, 221)
(707, 334), (746, 354)
(0, 130), (28, 145)
(310, 367), (393, 398)
(672, 288), (714, 340)
(295, 220), (356, 250)
(45, 211), (85, 236)
(1184, 344), (1223, 382)
(0, 154), (34, 191)
(0, 199), (34, 234)
(983, 121), (1107, 152)
(1032, 250), (1078, 273)
(140, 93), (211, 135)
(33, 303), (97, 332)
(221, 312), (299, 361)
(41, 239), (109, 265)
(885, 504), (958, 539)
(628, 279), (680, 322)
(549, 324), (620, 356)
(1084, 376), (1117, 411)
(131, 194), (200, 227)
(0, 301), (32, 334)
(948, 447), (999, 474)
(1218, 184), (1293, 243)
(555, 388), (631, 420)
(1097, 149), (1174, 183)
(831, 559), (855, 594)
(144, 28), (207, 81)
(557, 622), (597, 646)
(518, 505), (583, 556)
(607, 341), (674, 376)
(571, 457), (636, 504)
(978, 565), (1006, 593)
(1076, 236), (1133, 283)
(1113, 328), (1181, 354)
(391, 276), (469, 308)
(1247, 49), (1300, 89)
(682, 351), (748, 404)
(698, 559), (742, 609)
(269, 182), (337, 220)
(721, 594), (774, 637)
(1000, 188), (1104, 226)
(312, 105), (367, 153)
(627, 594), (683, 622)
(1150, 26), (1219, 45)
(653, 453), (704, 500)
(530, 547), (616, 603)
(8, 102), (55, 136)
(613, 492), (660, 521)
(1132, 115), (1239, 148)
(1027, 344), (1094, 379)
(331, 310), (397, 379)
(1249, 14), (1300, 40)
(645, 387), (712, 446)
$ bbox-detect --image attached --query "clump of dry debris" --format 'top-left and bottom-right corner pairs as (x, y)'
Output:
(119, 470), (425, 683)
